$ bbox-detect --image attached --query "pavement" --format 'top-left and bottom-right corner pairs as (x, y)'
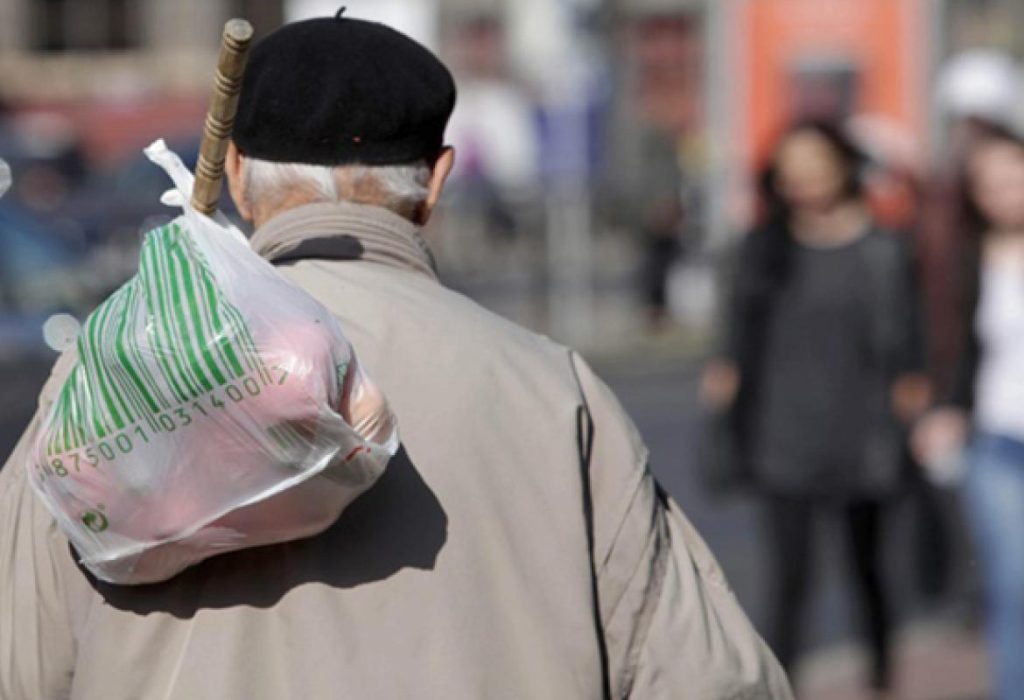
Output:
(797, 622), (989, 700)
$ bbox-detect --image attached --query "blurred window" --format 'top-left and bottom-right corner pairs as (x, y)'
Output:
(32, 0), (140, 52)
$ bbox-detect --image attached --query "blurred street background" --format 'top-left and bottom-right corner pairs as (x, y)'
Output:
(2, 0), (1023, 697)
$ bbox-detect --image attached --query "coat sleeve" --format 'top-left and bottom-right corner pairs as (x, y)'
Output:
(948, 330), (979, 411)
(947, 256), (980, 411)
(571, 353), (792, 699)
(888, 232), (928, 377)
(717, 228), (768, 366)
(717, 234), (749, 363)
(0, 353), (81, 700)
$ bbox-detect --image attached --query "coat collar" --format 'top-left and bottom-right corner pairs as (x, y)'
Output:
(249, 201), (438, 281)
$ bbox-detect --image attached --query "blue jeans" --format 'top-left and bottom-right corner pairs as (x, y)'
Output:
(966, 432), (1024, 700)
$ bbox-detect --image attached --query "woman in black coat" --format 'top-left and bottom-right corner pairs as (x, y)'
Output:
(702, 120), (929, 690)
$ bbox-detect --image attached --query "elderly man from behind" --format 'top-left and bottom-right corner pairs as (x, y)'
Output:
(0, 14), (791, 700)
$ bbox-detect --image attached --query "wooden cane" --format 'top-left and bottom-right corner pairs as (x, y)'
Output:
(191, 19), (254, 215)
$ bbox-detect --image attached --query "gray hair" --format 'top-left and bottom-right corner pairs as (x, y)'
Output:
(242, 156), (432, 219)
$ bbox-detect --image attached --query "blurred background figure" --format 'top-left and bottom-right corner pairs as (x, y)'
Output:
(919, 50), (1024, 409)
(442, 11), (540, 261)
(702, 120), (928, 693)
(915, 124), (1024, 700)
(633, 122), (685, 327)
(607, 10), (702, 329)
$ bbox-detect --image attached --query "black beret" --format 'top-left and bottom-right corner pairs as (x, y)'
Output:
(233, 14), (457, 166)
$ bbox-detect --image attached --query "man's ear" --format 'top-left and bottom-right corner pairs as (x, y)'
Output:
(418, 147), (455, 226)
(225, 141), (253, 222)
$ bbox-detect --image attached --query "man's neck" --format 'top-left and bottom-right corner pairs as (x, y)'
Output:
(252, 197), (422, 230)
(252, 192), (324, 230)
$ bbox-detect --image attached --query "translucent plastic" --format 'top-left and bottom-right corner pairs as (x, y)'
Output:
(27, 140), (398, 585)
(0, 157), (10, 199)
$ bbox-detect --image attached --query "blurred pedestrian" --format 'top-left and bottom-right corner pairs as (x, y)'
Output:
(914, 124), (1024, 700)
(922, 50), (1023, 400)
(0, 14), (792, 699)
(911, 56), (1024, 616)
(444, 13), (539, 244)
(636, 125), (686, 326)
(702, 120), (929, 691)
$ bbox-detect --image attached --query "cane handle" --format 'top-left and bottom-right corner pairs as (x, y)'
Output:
(191, 19), (254, 215)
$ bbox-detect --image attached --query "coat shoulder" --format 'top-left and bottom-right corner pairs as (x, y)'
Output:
(284, 260), (583, 392)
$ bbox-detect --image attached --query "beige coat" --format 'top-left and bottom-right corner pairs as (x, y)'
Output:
(0, 202), (791, 699)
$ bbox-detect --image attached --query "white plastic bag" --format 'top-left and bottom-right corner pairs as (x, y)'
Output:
(27, 140), (398, 584)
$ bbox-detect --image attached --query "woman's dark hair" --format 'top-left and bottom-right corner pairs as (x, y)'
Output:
(749, 119), (869, 289)
(758, 119), (868, 227)
(960, 120), (1024, 239)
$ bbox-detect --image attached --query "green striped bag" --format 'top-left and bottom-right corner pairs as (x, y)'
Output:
(28, 140), (397, 585)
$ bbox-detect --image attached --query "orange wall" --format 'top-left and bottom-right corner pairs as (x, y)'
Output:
(741, 0), (926, 168)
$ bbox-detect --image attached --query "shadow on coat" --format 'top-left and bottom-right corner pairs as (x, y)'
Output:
(83, 445), (447, 617)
